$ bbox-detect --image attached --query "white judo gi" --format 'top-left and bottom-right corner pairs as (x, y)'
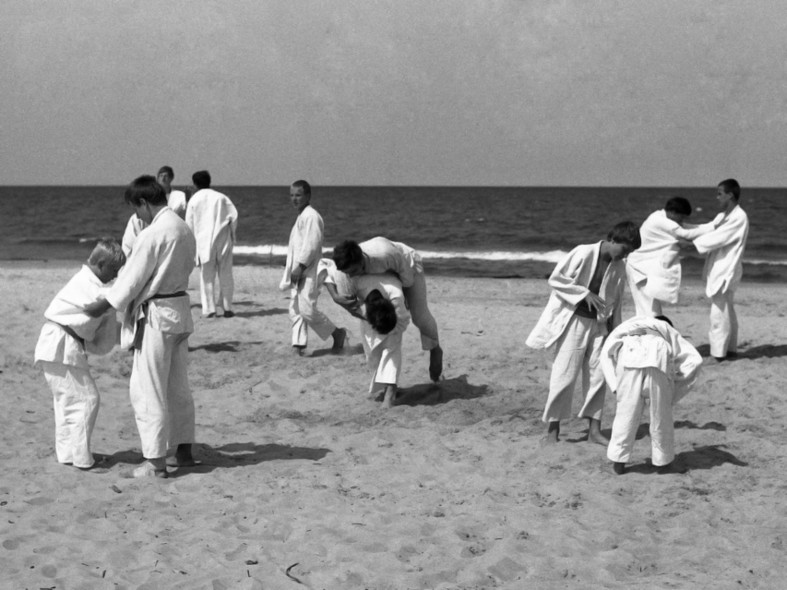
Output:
(601, 317), (702, 466)
(121, 214), (147, 257)
(106, 207), (196, 461)
(526, 242), (627, 423)
(167, 189), (187, 219)
(279, 205), (337, 347)
(693, 204), (749, 358)
(337, 237), (439, 351)
(626, 210), (715, 317)
(186, 188), (238, 316)
(34, 265), (119, 468)
(354, 274), (411, 392)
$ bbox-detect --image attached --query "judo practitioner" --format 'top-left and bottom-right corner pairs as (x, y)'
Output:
(601, 315), (702, 475)
(186, 170), (239, 318)
(526, 221), (641, 446)
(280, 180), (346, 355)
(692, 179), (749, 361)
(355, 274), (411, 409)
(332, 237), (443, 382)
(86, 175), (197, 478)
(626, 197), (716, 317)
(121, 213), (146, 257)
(157, 165), (187, 219)
(34, 239), (125, 470)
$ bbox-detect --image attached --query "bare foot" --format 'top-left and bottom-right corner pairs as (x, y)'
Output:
(613, 462), (626, 475)
(167, 444), (198, 467)
(331, 328), (347, 351)
(133, 460), (168, 479)
(292, 345), (305, 356)
(429, 346), (443, 382)
(381, 385), (397, 408)
(541, 422), (560, 445)
(587, 418), (610, 446)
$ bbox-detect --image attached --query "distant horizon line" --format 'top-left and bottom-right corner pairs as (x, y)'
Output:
(2, 183), (783, 189)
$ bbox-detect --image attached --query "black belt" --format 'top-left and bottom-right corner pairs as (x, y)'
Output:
(149, 291), (188, 300)
(49, 321), (85, 347)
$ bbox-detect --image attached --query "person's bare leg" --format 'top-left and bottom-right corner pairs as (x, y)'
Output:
(429, 345), (443, 382)
(331, 328), (347, 351)
(381, 385), (397, 409)
(587, 417), (610, 446)
(542, 421), (560, 445)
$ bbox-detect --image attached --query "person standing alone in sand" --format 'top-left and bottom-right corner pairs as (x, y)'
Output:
(280, 180), (346, 356)
(692, 178), (749, 362)
(186, 170), (239, 318)
(85, 175), (197, 478)
(526, 222), (641, 446)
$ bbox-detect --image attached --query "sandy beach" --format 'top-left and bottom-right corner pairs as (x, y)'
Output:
(1, 262), (785, 589)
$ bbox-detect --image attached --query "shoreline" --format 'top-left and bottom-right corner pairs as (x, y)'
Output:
(1, 265), (786, 587)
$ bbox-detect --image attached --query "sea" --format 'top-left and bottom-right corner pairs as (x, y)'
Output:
(1, 186), (784, 282)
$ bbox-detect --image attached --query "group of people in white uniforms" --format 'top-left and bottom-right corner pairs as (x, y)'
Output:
(527, 178), (749, 474)
(122, 167), (239, 319)
(34, 173), (747, 478)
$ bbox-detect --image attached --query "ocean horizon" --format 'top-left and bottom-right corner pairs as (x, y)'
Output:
(2, 185), (784, 281)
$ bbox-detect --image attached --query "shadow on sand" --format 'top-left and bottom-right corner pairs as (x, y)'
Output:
(189, 340), (265, 353)
(623, 443), (747, 475)
(97, 443), (331, 477)
(695, 343), (787, 361)
(393, 374), (491, 407)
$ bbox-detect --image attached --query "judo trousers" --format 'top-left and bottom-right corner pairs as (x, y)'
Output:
(607, 367), (674, 466)
(199, 227), (234, 315)
(543, 315), (607, 423)
(41, 362), (99, 468)
(290, 274), (337, 347)
(403, 271), (439, 351)
(626, 269), (663, 318)
(130, 325), (195, 460)
(709, 289), (737, 358)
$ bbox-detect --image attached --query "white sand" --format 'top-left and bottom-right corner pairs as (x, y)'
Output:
(1, 262), (785, 589)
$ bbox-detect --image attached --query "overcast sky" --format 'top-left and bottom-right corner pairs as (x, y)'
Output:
(2, 1), (786, 186)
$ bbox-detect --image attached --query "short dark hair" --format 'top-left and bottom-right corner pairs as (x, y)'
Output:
(124, 175), (167, 207)
(333, 240), (364, 271)
(365, 290), (397, 335)
(718, 178), (741, 201)
(192, 170), (211, 189)
(655, 315), (674, 327)
(607, 221), (641, 250)
(157, 165), (174, 179)
(291, 179), (311, 195)
(664, 196), (692, 216)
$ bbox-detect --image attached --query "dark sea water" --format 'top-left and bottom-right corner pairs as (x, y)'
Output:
(1, 185), (784, 281)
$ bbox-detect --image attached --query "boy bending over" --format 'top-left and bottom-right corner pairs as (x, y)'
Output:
(526, 222), (641, 445)
(601, 315), (702, 475)
(34, 239), (125, 469)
